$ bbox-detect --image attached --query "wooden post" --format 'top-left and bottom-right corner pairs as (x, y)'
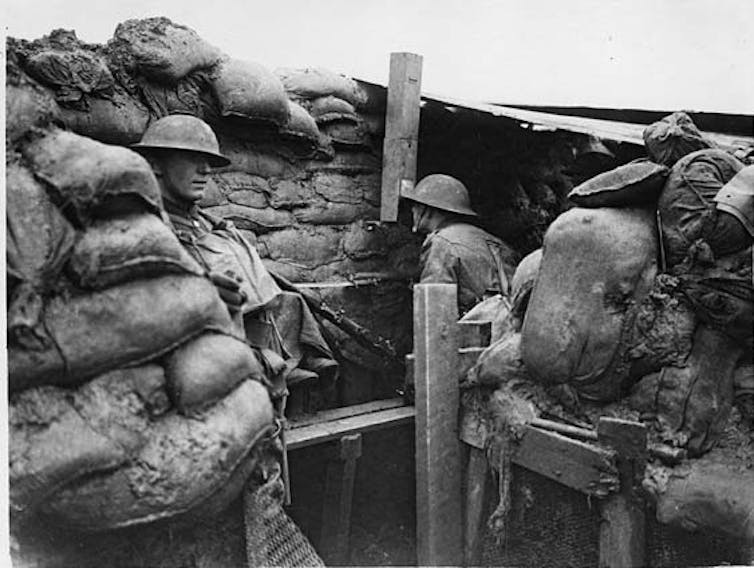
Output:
(464, 446), (491, 567)
(319, 433), (363, 565)
(597, 418), (647, 568)
(414, 283), (463, 566)
(380, 52), (423, 222)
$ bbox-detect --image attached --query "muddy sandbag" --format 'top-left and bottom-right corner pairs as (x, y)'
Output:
(165, 333), (265, 416)
(212, 58), (289, 127)
(276, 67), (367, 107)
(107, 17), (223, 83)
(521, 207), (658, 401)
(7, 162), (78, 349)
(6, 55), (62, 143)
(460, 295), (514, 343)
(321, 120), (370, 147)
(9, 365), (167, 515)
(465, 331), (527, 388)
(8, 274), (233, 393)
(22, 128), (163, 222)
(658, 149), (745, 266)
(39, 380), (273, 530)
(568, 159), (669, 208)
(624, 274), (697, 378)
(645, 457), (754, 541)
(643, 112), (713, 167)
(68, 213), (204, 289)
(25, 48), (114, 104)
(308, 95), (358, 124)
(59, 92), (150, 145)
(280, 100), (320, 148)
(509, 248), (542, 324)
(137, 73), (207, 118)
(649, 325), (739, 455)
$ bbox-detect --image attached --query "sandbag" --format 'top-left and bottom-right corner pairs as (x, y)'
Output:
(521, 208), (658, 401)
(568, 159), (669, 208)
(658, 148), (745, 266)
(39, 380), (273, 531)
(465, 331), (527, 388)
(212, 58), (289, 126)
(280, 100), (320, 144)
(107, 17), (223, 83)
(6, 74), (62, 144)
(308, 95), (358, 124)
(9, 365), (167, 514)
(643, 111), (713, 167)
(137, 74), (207, 118)
(7, 161), (78, 350)
(645, 456), (754, 541)
(165, 333), (265, 416)
(59, 91), (150, 145)
(276, 67), (367, 107)
(509, 248), (542, 323)
(8, 274), (233, 393)
(68, 213), (204, 289)
(22, 128), (163, 223)
(25, 48), (114, 104)
(460, 295), (514, 343)
(320, 120), (370, 147)
(6, 161), (77, 290)
(624, 274), (697, 378)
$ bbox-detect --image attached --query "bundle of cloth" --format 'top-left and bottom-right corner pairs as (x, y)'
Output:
(465, 112), (754, 543)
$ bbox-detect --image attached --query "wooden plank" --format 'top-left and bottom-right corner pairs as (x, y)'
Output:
(288, 398), (405, 429)
(286, 406), (414, 450)
(380, 52), (423, 222)
(598, 418), (647, 568)
(464, 446), (491, 567)
(510, 426), (619, 498)
(319, 434), (363, 565)
(458, 320), (492, 348)
(414, 283), (463, 566)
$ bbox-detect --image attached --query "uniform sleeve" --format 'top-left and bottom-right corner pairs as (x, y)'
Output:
(419, 236), (458, 284)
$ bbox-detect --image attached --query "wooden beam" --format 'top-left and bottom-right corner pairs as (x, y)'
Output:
(319, 434), (363, 565)
(288, 398), (405, 429)
(380, 52), (423, 222)
(414, 283), (463, 567)
(405, 346), (485, 389)
(504, 426), (619, 498)
(597, 418), (647, 568)
(286, 406), (414, 450)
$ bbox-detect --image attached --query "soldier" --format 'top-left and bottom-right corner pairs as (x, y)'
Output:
(133, 114), (337, 401)
(401, 173), (517, 315)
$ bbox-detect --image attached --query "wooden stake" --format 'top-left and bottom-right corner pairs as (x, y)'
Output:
(380, 52), (423, 222)
(414, 283), (463, 566)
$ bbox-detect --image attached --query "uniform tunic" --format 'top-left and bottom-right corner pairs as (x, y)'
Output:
(419, 221), (516, 314)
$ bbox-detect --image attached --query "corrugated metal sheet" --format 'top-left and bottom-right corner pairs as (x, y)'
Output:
(422, 91), (754, 150)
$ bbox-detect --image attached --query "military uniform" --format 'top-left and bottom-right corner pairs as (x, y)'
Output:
(419, 220), (516, 315)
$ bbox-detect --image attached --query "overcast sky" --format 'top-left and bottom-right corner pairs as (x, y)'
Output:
(4, 0), (754, 114)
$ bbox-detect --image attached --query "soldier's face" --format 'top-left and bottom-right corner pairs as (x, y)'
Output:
(411, 203), (429, 233)
(155, 150), (211, 203)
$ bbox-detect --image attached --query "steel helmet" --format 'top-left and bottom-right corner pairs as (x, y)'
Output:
(401, 174), (477, 217)
(132, 114), (230, 167)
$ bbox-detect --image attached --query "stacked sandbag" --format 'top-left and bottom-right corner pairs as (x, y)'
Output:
(276, 66), (370, 149)
(643, 111), (714, 167)
(568, 159), (669, 208)
(10, 30), (151, 145)
(8, 125), (276, 530)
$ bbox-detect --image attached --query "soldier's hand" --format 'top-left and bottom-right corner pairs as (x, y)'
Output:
(209, 271), (246, 313)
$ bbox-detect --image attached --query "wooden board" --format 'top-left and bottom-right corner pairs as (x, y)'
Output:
(286, 405), (414, 450)
(510, 426), (619, 498)
(380, 52), (423, 222)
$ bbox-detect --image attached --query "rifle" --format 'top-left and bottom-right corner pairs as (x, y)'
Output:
(268, 270), (400, 363)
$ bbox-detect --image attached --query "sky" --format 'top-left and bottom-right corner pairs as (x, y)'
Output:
(4, 0), (754, 112)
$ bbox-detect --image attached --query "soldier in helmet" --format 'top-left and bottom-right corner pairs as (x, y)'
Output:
(133, 114), (337, 399)
(401, 173), (517, 315)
